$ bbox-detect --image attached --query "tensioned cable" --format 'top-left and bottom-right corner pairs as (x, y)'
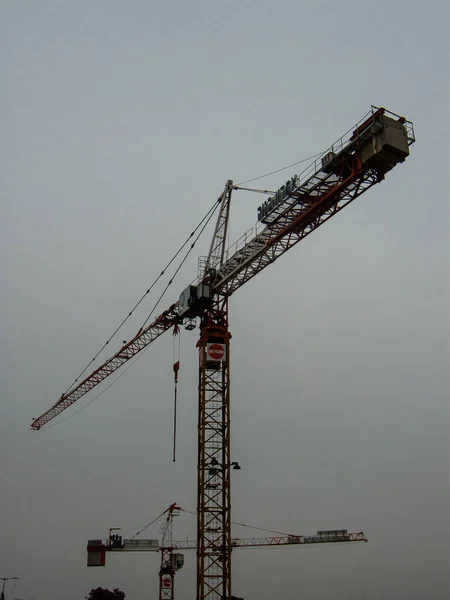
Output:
(45, 201), (220, 429)
(63, 198), (221, 395)
(50, 156), (321, 418)
(229, 520), (293, 537)
(61, 156), (319, 394)
(236, 151), (323, 186)
(180, 508), (292, 537)
(121, 507), (294, 540)
(130, 509), (169, 539)
(139, 200), (219, 329)
(45, 354), (146, 428)
(105, 505), (328, 541)
(116, 505), (178, 539)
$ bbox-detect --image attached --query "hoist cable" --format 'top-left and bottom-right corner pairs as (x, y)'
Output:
(116, 505), (299, 541)
(130, 508), (169, 539)
(62, 155), (320, 395)
(173, 375), (178, 462)
(179, 508), (293, 537)
(172, 333), (181, 463)
(63, 198), (221, 395)
(45, 349), (149, 428)
(139, 201), (219, 330)
(44, 200), (220, 429)
(236, 151), (323, 186)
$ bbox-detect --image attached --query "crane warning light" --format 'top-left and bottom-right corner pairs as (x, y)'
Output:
(162, 576), (172, 589)
(207, 343), (225, 361)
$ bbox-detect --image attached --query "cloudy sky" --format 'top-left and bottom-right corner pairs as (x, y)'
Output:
(1, 1), (449, 599)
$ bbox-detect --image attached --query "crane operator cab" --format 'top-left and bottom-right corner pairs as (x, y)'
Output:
(178, 282), (212, 329)
(109, 533), (123, 547)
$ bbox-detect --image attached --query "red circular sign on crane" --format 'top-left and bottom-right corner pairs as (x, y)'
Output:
(207, 343), (225, 361)
(162, 576), (172, 589)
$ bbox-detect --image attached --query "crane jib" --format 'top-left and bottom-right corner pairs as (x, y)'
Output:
(30, 303), (180, 429)
(30, 106), (415, 435)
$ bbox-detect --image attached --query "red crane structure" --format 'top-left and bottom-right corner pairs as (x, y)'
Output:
(31, 106), (415, 600)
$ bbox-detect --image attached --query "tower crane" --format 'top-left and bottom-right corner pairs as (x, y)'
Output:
(87, 504), (184, 600)
(31, 106), (415, 600)
(86, 505), (368, 600)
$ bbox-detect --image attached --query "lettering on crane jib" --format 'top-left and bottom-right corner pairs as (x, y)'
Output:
(257, 174), (300, 222)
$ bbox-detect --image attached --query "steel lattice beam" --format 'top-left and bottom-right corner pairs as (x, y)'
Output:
(87, 531), (368, 553)
(159, 548), (175, 600)
(31, 109), (414, 432)
(30, 304), (180, 429)
(214, 168), (380, 296)
(197, 312), (232, 600)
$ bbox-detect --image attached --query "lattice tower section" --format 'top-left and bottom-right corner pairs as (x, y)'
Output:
(196, 319), (232, 600)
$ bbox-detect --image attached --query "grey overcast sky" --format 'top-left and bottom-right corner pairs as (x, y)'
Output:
(1, 1), (449, 599)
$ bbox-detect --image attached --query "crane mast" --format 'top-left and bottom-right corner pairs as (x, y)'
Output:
(196, 181), (233, 600)
(31, 106), (415, 600)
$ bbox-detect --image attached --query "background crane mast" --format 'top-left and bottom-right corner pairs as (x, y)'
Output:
(158, 504), (183, 600)
(31, 106), (415, 600)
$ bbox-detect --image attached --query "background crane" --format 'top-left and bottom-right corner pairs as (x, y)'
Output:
(30, 106), (415, 600)
(86, 506), (368, 600)
(89, 506), (184, 600)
